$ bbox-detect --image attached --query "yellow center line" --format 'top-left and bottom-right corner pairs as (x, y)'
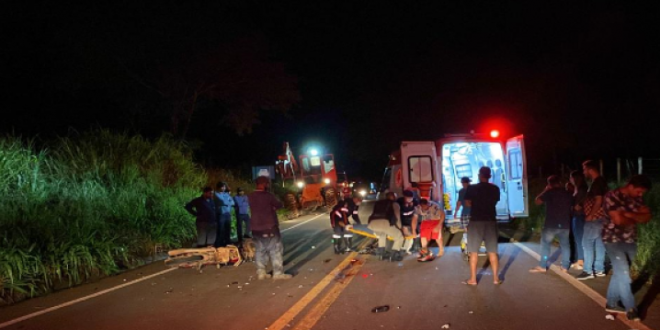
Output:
(292, 255), (368, 330)
(267, 239), (372, 330)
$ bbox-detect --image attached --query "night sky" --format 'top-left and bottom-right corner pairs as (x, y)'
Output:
(3, 2), (659, 181)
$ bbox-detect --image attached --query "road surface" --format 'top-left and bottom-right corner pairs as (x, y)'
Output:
(1, 201), (657, 330)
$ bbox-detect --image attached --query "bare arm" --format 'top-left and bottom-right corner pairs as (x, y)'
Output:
(608, 210), (637, 226)
(623, 207), (652, 224)
(454, 201), (462, 216)
(392, 203), (402, 228)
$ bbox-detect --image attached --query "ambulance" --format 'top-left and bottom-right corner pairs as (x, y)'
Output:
(378, 131), (529, 222)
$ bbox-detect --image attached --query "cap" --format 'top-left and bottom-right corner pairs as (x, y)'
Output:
(479, 166), (492, 179)
(460, 176), (471, 183)
(403, 190), (414, 197)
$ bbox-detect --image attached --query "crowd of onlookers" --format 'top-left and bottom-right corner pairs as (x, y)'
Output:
(531, 160), (652, 322)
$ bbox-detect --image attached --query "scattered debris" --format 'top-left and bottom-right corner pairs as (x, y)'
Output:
(397, 262), (403, 267)
(371, 305), (390, 313)
(362, 274), (369, 278)
(123, 279), (127, 282)
(165, 289), (173, 294)
(231, 281), (239, 285)
(298, 285), (303, 288)
(324, 259), (332, 263)
(311, 246), (316, 249)
(396, 306), (401, 309)
(441, 323), (450, 329)
(468, 311), (474, 314)
(605, 315), (615, 320)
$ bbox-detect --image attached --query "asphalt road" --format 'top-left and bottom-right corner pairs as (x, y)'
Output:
(0, 201), (657, 330)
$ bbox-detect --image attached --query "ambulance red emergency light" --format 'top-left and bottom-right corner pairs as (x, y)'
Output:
(378, 130), (528, 221)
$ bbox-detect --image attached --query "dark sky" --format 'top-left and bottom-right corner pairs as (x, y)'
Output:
(2, 2), (659, 181)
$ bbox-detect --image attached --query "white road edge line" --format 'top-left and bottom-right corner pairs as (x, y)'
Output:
(0, 267), (177, 329)
(511, 240), (654, 330)
(281, 213), (325, 233)
(0, 213), (326, 329)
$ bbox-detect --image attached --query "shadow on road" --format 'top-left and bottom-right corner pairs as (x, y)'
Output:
(499, 244), (522, 282)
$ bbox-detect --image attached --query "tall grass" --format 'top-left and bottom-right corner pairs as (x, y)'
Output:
(0, 130), (208, 304)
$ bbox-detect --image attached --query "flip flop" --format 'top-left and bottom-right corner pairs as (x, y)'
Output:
(461, 280), (477, 286)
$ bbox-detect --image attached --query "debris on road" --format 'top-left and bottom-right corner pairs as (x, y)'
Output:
(324, 259), (332, 263)
(605, 315), (615, 320)
(441, 323), (450, 328)
(371, 305), (390, 313)
(468, 311), (474, 314)
(312, 246), (316, 249)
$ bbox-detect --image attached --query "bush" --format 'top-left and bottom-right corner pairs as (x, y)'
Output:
(0, 130), (208, 304)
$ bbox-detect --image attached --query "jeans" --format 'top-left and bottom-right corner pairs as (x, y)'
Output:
(254, 234), (285, 275)
(196, 222), (217, 247)
(215, 213), (232, 247)
(236, 214), (251, 240)
(582, 219), (605, 273)
(539, 228), (571, 269)
(572, 215), (585, 261)
(604, 242), (637, 310)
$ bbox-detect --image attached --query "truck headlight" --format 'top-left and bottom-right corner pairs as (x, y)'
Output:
(296, 181), (305, 188)
(359, 190), (367, 196)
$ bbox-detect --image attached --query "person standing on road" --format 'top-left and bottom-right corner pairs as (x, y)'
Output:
(415, 198), (445, 262)
(454, 177), (472, 230)
(601, 175), (652, 321)
(577, 160), (608, 280)
(368, 192), (404, 262)
(233, 187), (252, 243)
(214, 182), (235, 247)
(462, 166), (501, 285)
(330, 200), (353, 253)
(529, 175), (574, 273)
(248, 176), (291, 280)
(569, 170), (588, 270)
(185, 187), (217, 247)
(398, 190), (419, 255)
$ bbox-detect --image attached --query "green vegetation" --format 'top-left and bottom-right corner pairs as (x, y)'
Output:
(0, 130), (211, 304)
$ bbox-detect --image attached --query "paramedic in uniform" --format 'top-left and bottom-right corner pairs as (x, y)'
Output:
(346, 195), (362, 225)
(367, 192), (404, 262)
(330, 200), (353, 253)
(463, 166), (502, 285)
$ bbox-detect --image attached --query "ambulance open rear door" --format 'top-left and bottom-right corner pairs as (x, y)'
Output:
(400, 141), (441, 203)
(506, 135), (529, 217)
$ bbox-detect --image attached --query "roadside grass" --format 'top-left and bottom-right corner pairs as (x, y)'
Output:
(0, 130), (208, 304)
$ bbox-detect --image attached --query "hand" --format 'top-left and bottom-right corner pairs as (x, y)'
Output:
(346, 224), (353, 231)
(432, 226), (440, 233)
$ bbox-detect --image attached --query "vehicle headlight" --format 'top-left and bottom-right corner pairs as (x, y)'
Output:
(359, 190), (367, 196)
(296, 181), (305, 188)
(324, 178), (330, 184)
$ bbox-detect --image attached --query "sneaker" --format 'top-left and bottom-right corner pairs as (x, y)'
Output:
(626, 309), (641, 322)
(595, 271), (606, 277)
(605, 305), (626, 314)
(273, 273), (293, 280)
(576, 272), (595, 280)
(257, 273), (272, 280)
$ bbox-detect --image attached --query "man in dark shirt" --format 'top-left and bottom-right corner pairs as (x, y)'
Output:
(184, 187), (217, 247)
(602, 175), (652, 321)
(577, 160), (608, 280)
(463, 167), (501, 285)
(248, 176), (291, 280)
(529, 175), (574, 273)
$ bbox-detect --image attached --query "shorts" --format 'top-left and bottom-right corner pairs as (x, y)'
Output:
(420, 220), (442, 240)
(467, 221), (498, 253)
(333, 225), (353, 238)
